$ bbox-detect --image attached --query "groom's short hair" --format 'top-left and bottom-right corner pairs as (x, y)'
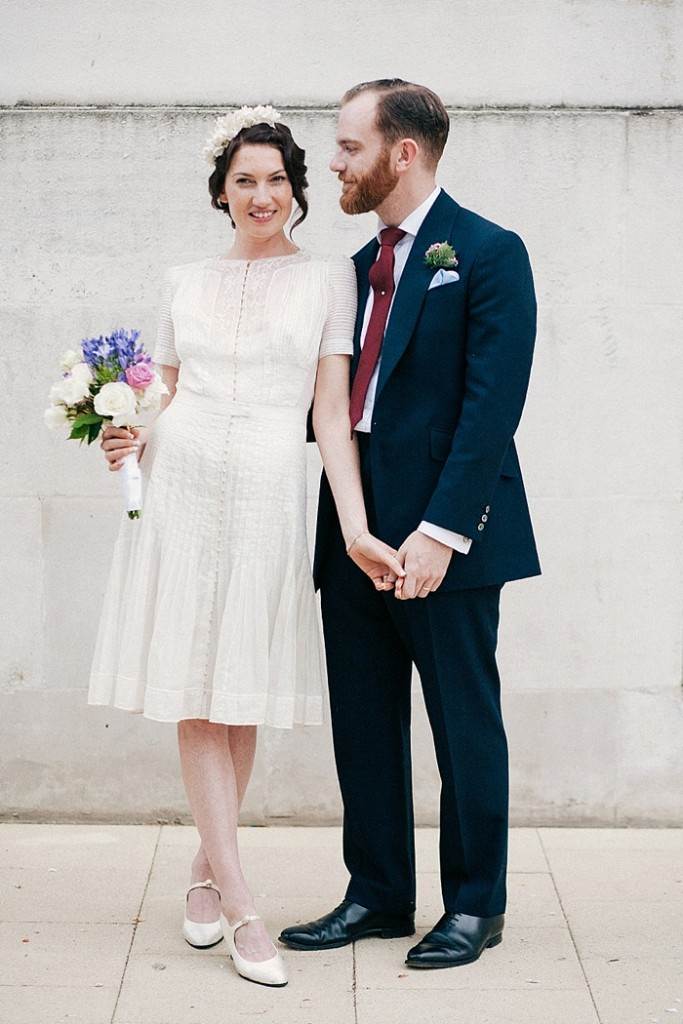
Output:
(342, 79), (449, 166)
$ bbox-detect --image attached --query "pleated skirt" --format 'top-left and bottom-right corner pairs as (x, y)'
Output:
(87, 388), (326, 727)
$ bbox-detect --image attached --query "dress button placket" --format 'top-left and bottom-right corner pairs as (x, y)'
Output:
(202, 261), (251, 691)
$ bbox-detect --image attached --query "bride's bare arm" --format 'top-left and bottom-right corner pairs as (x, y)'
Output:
(312, 355), (365, 545)
(100, 363), (178, 471)
(312, 355), (404, 589)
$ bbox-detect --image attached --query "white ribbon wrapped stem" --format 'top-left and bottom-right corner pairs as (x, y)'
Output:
(120, 450), (143, 513)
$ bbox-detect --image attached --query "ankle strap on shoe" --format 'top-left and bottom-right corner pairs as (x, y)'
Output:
(186, 878), (221, 899)
(230, 913), (261, 932)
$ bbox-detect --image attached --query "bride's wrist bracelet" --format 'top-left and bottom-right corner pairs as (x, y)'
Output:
(346, 530), (368, 554)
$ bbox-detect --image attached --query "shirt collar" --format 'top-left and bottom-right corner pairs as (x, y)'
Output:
(376, 184), (442, 242)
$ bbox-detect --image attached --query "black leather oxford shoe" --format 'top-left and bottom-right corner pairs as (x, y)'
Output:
(278, 899), (415, 950)
(405, 912), (504, 968)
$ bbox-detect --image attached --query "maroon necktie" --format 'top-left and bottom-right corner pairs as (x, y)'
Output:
(349, 226), (407, 430)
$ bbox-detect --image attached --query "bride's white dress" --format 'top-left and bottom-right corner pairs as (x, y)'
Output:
(87, 250), (356, 727)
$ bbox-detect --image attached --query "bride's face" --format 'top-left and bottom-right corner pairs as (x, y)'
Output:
(220, 144), (294, 239)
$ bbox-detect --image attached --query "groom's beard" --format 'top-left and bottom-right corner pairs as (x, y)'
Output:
(339, 147), (399, 215)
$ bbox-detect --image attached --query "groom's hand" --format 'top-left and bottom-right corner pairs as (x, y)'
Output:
(395, 531), (453, 600)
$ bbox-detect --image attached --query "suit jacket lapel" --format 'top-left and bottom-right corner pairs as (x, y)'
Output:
(375, 190), (460, 401)
(351, 239), (379, 374)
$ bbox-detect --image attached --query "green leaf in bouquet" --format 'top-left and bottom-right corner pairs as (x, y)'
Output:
(96, 364), (124, 386)
(86, 421), (102, 444)
(69, 422), (90, 440)
(72, 413), (104, 428)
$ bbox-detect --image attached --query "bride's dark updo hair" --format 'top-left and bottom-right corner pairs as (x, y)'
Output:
(208, 122), (309, 233)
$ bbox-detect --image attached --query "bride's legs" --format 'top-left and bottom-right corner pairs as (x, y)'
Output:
(186, 725), (257, 924)
(178, 719), (273, 960)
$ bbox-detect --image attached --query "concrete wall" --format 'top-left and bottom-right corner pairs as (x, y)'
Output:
(1, 1), (681, 824)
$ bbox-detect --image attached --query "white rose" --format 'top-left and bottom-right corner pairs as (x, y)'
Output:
(69, 361), (93, 383)
(60, 348), (81, 372)
(138, 374), (169, 411)
(94, 381), (138, 426)
(44, 405), (69, 430)
(50, 375), (91, 406)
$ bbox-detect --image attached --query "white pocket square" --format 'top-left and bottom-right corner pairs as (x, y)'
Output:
(428, 268), (460, 290)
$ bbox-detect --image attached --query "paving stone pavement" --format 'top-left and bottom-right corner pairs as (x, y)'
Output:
(1, 824), (681, 1024)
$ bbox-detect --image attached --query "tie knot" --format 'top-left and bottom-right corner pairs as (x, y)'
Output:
(379, 227), (406, 248)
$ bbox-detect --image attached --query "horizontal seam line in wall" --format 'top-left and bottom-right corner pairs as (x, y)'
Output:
(2, 104), (683, 114)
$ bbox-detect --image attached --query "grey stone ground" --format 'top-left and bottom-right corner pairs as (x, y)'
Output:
(1, 824), (681, 1024)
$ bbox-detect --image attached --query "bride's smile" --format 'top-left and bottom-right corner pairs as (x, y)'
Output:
(219, 143), (295, 248)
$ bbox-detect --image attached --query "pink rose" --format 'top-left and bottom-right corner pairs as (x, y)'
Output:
(125, 361), (155, 390)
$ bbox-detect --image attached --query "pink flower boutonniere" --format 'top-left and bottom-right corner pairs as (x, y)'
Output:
(424, 241), (458, 270)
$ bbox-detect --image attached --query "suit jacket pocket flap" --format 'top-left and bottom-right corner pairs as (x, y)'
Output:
(430, 427), (453, 461)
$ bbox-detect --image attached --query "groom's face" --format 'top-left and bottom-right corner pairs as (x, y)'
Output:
(330, 92), (399, 215)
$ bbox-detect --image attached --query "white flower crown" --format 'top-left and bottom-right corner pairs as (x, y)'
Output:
(202, 104), (283, 165)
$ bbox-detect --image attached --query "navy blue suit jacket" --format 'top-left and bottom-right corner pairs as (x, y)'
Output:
(312, 188), (541, 592)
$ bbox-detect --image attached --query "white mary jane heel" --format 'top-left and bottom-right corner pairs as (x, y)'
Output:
(220, 912), (288, 987)
(182, 879), (223, 949)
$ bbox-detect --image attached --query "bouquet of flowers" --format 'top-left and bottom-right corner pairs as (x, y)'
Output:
(44, 328), (168, 519)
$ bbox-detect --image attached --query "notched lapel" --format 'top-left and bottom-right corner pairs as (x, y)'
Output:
(376, 190), (461, 401)
(375, 254), (432, 397)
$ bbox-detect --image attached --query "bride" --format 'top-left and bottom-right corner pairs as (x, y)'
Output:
(88, 106), (404, 987)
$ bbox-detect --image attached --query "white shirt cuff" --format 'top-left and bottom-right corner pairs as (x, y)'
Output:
(418, 521), (472, 555)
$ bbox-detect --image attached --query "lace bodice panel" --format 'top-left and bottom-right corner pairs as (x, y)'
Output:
(153, 251), (356, 408)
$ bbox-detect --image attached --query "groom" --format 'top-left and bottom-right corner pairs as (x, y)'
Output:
(281, 80), (540, 968)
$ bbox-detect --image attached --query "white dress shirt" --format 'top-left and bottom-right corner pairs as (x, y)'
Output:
(355, 185), (472, 555)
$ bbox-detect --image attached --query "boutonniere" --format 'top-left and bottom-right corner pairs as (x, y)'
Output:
(424, 241), (458, 271)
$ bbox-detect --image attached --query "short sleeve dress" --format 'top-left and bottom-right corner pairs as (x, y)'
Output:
(87, 250), (357, 728)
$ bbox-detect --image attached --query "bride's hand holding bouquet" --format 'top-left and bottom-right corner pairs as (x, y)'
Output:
(44, 329), (167, 519)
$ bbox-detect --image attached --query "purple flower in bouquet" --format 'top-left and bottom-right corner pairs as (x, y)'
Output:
(81, 328), (150, 384)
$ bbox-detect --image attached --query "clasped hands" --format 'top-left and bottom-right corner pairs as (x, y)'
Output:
(347, 530), (453, 600)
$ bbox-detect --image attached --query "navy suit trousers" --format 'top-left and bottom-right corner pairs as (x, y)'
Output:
(320, 433), (509, 918)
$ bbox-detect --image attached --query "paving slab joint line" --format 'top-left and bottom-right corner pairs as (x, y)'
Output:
(536, 828), (604, 1024)
(109, 823), (162, 1024)
(352, 941), (358, 1024)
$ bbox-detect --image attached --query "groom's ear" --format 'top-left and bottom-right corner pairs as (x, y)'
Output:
(395, 138), (420, 174)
